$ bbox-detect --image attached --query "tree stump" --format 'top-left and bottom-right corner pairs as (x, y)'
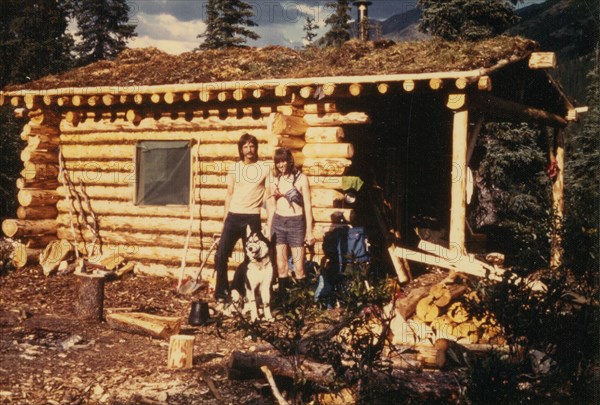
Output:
(76, 273), (105, 322)
(167, 335), (195, 369)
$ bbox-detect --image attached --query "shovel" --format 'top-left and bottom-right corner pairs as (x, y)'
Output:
(178, 235), (220, 295)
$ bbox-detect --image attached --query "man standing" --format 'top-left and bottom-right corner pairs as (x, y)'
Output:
(213, 133), (270, 303)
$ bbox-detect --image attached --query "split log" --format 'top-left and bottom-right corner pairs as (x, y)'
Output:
(76, 273), (105, 322)
(305, 127), (344, 143)
(16, 205), (58, 220)
(429, 284), (452, 307)
(18, 189), (60, 207)
(2, 219), (57, 238)
(11, 241), (42, 268)
(268, 113), (308, 136)
(446, 302), (470, 324)
(227, 351), (336, 385)
(303, 143), (354, 159)
(105, 312), (181, 339)
(40, 239), (74, 276)
(167, 335), (195, 369)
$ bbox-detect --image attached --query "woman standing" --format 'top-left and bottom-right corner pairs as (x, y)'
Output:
(267, 148), (315, 299)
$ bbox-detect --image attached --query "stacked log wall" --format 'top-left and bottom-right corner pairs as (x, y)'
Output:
(2, 93), (371, 277)
(1, 110), (61, 267)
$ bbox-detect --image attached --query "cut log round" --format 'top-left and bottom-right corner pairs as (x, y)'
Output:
(21, 162), (59, 180)
(2, 219), (57, 238)
(18, 189), (60, 207)
(395, 286), (430, 320)
(17, 205), (58, 220)
(167, 335), (195, 369)
(447, 302), (470, 324)
(16, 177), (60, 190)
(416, 296), (439, 323)
(429, 284), (452, 307)
(76, 273), (105, 321)
(11, 241), (42, 268)
(20, 148), (58, 164)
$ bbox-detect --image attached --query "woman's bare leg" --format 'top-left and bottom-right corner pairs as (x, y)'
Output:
(290, 246), (305, 279)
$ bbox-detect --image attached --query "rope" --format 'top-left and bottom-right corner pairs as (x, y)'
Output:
(177, 138), (199, 289)
(57, 148), (79, 261)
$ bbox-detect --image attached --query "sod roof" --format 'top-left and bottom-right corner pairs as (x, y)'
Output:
(5, 36), (539, 92)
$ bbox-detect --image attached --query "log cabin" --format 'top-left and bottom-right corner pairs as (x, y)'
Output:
(0, 38), (579, 281)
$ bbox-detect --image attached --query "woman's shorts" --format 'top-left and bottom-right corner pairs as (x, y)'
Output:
(271, 213), (306, 247)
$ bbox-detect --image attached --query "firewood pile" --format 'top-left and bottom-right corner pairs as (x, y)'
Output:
(389, 273), (506, 350)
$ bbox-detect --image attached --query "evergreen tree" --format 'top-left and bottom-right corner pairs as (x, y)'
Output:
(70, 0), (136, 64)
(0, 0), (73, 221)
(320, 0), (352, 47)
(0, 0), (73, 87)
(303, 16), (320, 46)
(198, 0), (259, 49)
(417, 0), (519, 41)
(473, 123), (552, 268)
(564, 46), (600, 272)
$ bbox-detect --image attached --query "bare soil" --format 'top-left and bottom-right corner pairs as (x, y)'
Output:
(0, 266), (276, 405)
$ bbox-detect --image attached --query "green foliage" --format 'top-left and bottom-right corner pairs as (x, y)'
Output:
(564, 48), (600, 275)
(198, 0), (259, 49)
(70, 0), (137, 65)
(303, 17), (320, 46)
(232, 260), (393, 403)
(319, 0), (352, 47)
(474, 123), (552, 268)
(464, 269), (599, 403)
(417, 0), (519, 41)
(0, 107), (25, 221)
(0, 0), (74, 87)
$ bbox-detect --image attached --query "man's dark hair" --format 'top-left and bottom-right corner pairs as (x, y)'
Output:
(238, 133), (259, 161)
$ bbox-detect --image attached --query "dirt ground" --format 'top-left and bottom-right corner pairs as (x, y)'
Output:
(0, 266), (278, 405)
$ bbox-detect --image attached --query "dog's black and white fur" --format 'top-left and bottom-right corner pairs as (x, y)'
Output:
(231, 226), (274, 322)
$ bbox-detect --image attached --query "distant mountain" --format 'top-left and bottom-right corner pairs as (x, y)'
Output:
(378, 0), (597, 101)
(508, 0), (598, 59)
(380, 8), (428, 41)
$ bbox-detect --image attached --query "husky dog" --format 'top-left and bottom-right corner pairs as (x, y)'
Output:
(232, 226), (274, 322)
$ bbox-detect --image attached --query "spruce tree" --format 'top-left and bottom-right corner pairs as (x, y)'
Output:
(303, 16), (320, 46)
(474, 123), (551, 268)
(198, 0), (259, 49)
(320, 0), (352, 47)
(71, 0), (137, 64)
(564, 47), (600, 272)
(0, 0), (73, 86)
(417, 0), (519, 41)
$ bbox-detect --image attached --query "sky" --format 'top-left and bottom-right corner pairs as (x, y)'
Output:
(126, 0), (548, 54)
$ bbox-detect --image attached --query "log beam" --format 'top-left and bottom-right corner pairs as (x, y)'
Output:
(449, 109), (468, 253)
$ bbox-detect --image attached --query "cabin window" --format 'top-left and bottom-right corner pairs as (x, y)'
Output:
(135, 141), (190, 206)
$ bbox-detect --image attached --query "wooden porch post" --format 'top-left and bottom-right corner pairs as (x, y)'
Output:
(551, 127), (565, 268)
(449, 97), (469, 254)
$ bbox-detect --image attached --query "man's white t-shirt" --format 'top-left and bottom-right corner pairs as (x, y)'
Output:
(228, 160), (271, 215)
